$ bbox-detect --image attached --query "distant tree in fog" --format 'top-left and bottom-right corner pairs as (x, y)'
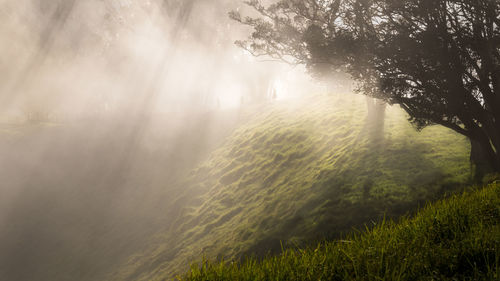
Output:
(162, 0), (278, 104)
(232, 0), (500, 176)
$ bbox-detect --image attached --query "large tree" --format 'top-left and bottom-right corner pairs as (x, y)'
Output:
(231, 0), (500, 175)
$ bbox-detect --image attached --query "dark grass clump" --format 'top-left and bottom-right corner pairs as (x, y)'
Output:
(182, 183), (500, 281)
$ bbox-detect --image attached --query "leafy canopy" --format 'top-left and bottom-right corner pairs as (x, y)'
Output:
(232, 0), (500, 171)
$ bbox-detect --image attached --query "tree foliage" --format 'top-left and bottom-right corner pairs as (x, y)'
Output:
(231, 0), (500, 173)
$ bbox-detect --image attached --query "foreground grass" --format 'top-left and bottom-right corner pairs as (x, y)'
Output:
(183, 182), (500, 281)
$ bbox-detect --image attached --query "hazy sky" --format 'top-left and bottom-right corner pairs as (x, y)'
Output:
(0, 0), (321, 121)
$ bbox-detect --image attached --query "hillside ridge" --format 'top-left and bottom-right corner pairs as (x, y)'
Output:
(111, 93), (470, 280)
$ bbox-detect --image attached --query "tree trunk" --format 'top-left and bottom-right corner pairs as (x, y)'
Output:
(365, 97), (386, 140)
(469, 130), (500, 180)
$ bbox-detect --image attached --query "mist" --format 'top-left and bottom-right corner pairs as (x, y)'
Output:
(0, 1), (323, 280)
(0, 1), (477, 280)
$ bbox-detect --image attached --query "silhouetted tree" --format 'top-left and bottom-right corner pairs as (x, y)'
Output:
(232, 0), (500, 175)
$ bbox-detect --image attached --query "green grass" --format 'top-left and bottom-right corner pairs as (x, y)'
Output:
(182, 182), (500, 281)
(111, 93), (471, 280)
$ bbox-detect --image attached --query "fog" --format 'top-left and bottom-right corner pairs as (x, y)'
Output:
(0, 0), (317, 118)
(0, 1), (324, 280)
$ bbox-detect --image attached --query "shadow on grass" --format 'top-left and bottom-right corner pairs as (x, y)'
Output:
(237, 122), (469, 260)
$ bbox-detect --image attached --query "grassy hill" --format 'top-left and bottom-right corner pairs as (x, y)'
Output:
(183, 182), (500, 280)
(111, 93), (471, 281)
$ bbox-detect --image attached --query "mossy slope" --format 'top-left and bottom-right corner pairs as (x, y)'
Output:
(112, 93), (470, 280)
